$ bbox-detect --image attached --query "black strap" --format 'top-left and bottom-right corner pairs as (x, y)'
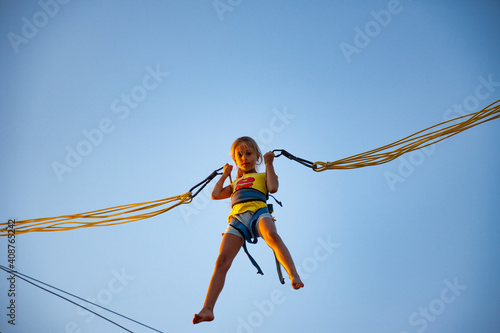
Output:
(188, 167), (223, 198)
(229, 207), (286, 284)
(274, 254), (285, 284)
(273, 149), (317, 170)
(231, 188), (268, 207)
(230, 218), (263, 275)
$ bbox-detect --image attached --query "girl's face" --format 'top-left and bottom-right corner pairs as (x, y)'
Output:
(234, 144), (258, 174)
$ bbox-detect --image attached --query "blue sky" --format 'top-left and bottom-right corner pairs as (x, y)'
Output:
(1, 1), (499, 332)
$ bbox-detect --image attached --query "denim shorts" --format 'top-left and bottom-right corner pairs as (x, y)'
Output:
(224, 211), (273, 240)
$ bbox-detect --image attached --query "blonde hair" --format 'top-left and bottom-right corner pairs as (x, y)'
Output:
(230, 136), (262, 178)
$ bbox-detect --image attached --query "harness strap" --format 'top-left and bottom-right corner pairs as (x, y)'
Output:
(229, 207), (285, 284)
(231, 188), (283, 208)
(231, 188), (268, 207)
(229, 223), (263, 275)
(275, 255), (285, 285)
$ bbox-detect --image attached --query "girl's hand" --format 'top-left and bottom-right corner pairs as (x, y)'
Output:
(264, 151), (278, 193)
(264, 151), (274, 165)
(212, 163), (234, 200)
(222, 163), (233, 178)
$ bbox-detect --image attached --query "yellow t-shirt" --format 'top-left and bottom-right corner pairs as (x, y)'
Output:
(228, 172), (268, 221)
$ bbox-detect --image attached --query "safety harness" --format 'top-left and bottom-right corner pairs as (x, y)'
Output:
(229, 188), (285, 284)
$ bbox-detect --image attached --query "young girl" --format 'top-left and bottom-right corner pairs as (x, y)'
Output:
(193, 136), (303, 324)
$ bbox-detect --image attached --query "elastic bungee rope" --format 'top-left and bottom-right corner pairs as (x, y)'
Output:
(1, 99), (498, 236)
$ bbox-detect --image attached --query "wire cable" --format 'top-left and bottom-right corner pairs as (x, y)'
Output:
(0, 264), (165, 332)
(0, 264), (163, 332)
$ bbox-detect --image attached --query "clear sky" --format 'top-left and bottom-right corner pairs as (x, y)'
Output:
(1, 1), (499, 332)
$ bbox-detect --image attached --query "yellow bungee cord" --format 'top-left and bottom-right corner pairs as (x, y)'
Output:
(2, 99), (499, 236)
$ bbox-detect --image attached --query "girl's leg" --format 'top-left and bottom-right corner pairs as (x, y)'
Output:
(257, 217), (304, 289)
(193, 233), (243, 324)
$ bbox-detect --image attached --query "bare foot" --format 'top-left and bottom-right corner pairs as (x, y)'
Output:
(292, 276), (304, 290)
(193, 308), (214, 324)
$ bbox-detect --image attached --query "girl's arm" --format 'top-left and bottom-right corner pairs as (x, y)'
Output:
(264, 152), (279, 193)
(211, 163), (233, 200)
